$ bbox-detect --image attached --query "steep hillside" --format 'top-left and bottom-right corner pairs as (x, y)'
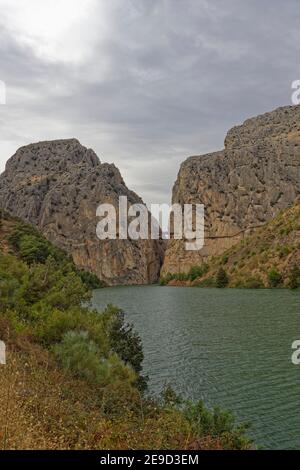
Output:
(0, 211), (251, 450)
(0, 139), (163, 286)
(162, 105), (300, 275)
(204, 199), (300, 288)
(161, 199), (300, 289)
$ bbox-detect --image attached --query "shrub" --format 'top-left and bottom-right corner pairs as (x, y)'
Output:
(159, 273), (174, 286)
(268, 268), (282, 288)
(160, 272), (188, 284)
(53, 330), (138, 410)
(161, 384), (182, 407)
(77, 270), (104, 289)
(160, 265), (210, 284)
(107, 307), (147, 391)
(195, 277), (215, 287)
(53, 330), (106, 384)
(288, 265), (300, 289)
(221, 255), (229, 265)
(34, 307), (107, 352)
(215, 268), (229, 288)
(188, 264), (209, 281)
(243, 277), (264, 289)
(8, 222), (40, 250)
(19, 235), (51, 264)
(7, 220), (99, 289)
(278, 245), (291, 258)
(175, 272), (189, 281)
(184, 400), (251, 450)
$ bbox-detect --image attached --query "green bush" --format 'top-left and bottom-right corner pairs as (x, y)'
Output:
(188, 264), (209, 281)
(221, 255), (229, 265)
(215, 268), (229, 288)
(7, 220), (102, 289)
(107, 307), (147, 390)
(159, 272), (188, 284)
(159, 272), (175, 285)
(268, 268), (282, 288)
(8, 222), (40, 250)
(242, 277), (264, 289)
(176, 272), (189, 281)
(34, 306), (107, 352)
(195, 277), (215, 287)
(184, 400), (251, 450)
(161, 384), (183, 407)
(0, 246), (147, 393)
(278, 246), (291, 258)
(288, 265), (300, 289)
(53, 330), (136, 388)
(160, 264), (209, 285)
(77, 269), (104, 289)
(19, 234), (51, 264)
(53, 330), (106, 384)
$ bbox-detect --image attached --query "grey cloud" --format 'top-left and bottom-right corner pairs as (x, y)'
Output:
(0, 0), (299, 206)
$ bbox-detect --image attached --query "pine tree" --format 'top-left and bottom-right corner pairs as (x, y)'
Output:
(216, 267), (229, 288)
(288, 265), (300, 289)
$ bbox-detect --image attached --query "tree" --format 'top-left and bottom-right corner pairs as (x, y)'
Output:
(107, 306), (147, 391)
(19, 235), (50, 264)
(215, 267), (229, 288)
(288, 265), (300, 289)
(268, 268), (282, 288)
(188, 264), (208, 281)
(53, 330), (136, 390)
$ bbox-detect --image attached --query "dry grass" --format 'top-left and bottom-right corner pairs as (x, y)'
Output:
(0, 337), (237, 450)
(191, 200), (300, 288)
(0, 332), (108, 449)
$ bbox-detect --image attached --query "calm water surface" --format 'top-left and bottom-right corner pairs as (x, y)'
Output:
(92, 286), (300, 449)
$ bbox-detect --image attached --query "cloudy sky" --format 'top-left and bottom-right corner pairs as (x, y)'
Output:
(0, 0), (299, 206)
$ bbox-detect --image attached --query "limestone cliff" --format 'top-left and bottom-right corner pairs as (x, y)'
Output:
(0, 139), (163, 285)
(162, 105), (300, 274)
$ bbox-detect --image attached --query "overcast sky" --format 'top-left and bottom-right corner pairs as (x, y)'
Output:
(0, 0), (299, 206)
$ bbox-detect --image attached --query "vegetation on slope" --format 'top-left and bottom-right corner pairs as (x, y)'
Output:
(160, 200), (300, 289)
(0, 210), (251, 449)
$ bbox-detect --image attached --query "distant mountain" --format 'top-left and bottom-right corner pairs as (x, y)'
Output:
(0, 139), (163, 285)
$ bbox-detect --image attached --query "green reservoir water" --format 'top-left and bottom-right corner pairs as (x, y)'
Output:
(92, 286), (300, 449)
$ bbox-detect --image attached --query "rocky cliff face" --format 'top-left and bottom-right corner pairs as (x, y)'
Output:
(162, 105), (300, 274)
(0, 139), (163, 285)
